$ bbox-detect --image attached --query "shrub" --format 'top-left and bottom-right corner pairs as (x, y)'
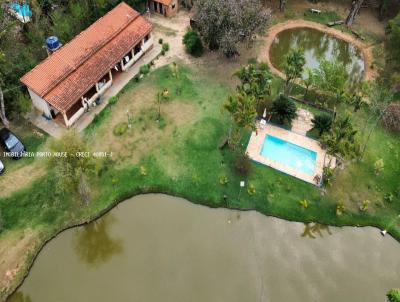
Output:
(374, 159), (384, 175)
(247, 184), (256, 195)
(382, 102), (400, 132)
(158, 38), (163, 44)
(359, 200), (370, 212)
(108, 96), (118, 105)
(336, 202), (346, 216)
(113, 122), (128, 136)
(162, 42), (170, 52)
(312, 113), (333, 136)
(183, 30), (204, 57)
(384, 192), (394, 203)
(299, 199), (309, 209)
(158, 116), (167, 129)
(140, 166), (147, 176)
(234, 153), (251, 176)
(139, 64), (150, 75)
(219, 175), (229, 185)
(387, 289), (400, 302)
(0, 210), (4, 233)
(161, 50), (166, 56)
(271, 95), (297, 125)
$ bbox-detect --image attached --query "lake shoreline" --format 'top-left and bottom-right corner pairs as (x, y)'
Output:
(1, 192), (394, 302)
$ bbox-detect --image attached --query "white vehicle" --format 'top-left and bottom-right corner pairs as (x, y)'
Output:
(0, 159), (4, 174)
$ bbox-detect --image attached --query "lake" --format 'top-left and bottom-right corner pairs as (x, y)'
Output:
(8, 194), (400, 302)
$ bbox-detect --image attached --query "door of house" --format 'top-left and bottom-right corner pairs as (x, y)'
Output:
(158, 2), (163, 14)
(153, 1), (157, 11)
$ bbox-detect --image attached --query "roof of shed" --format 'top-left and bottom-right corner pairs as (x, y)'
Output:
(21, 2), (152, 113)
(156, 0), (173, 6)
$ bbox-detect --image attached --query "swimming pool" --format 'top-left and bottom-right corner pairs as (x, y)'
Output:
(260, 135), (317, 176)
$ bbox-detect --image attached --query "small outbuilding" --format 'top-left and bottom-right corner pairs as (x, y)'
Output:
(148, 0), (179, 17)
(21, 2), (154, 128)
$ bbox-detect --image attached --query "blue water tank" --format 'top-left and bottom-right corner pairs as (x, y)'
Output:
(46, 36), (60, 52)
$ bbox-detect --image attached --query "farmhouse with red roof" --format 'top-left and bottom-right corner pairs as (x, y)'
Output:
(21, 2), (153, 128)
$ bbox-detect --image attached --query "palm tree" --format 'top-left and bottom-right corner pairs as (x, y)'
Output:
(234, 63), (272, 110)
(270, 95), (297, 125)
(223, 92), (257, 149)
(156, 88), (169, 121)
(312, 113), (333, 136)
(321, 113), (360, 158)
(282, 48), (305, 96)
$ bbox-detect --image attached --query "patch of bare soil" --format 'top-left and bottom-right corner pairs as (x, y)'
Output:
(271, 0), (386, 38)
(259, 19), (378, 81)
(0, 163), (46, 199)
(151, 11), (192, 67)
(90, 81), (197, 168)
(0, 229), (40, 301)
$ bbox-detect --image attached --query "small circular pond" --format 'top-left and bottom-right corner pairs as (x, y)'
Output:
(269, 28), (365, 82)
(8, 195), (400, 302)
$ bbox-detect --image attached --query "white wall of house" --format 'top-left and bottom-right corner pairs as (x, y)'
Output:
(142, 33), (153, 52)
(122, 33), (153, 71)
(28, 88), (52, 118)
(65, 107), (85, 127)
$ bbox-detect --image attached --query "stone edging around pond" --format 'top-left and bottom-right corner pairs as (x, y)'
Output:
(259, 19), (377, 81)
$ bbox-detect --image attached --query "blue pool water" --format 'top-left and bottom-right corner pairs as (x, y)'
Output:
(260, 135), (317, 176)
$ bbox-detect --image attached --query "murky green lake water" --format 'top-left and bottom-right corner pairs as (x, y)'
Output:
(8, 194), (400, 302)
(269, 28), (365, 82)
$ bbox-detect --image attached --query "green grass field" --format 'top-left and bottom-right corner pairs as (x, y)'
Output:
(1, 63), (399, 246)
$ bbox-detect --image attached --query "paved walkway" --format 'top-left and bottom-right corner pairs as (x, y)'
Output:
(291, 108), (314, 136)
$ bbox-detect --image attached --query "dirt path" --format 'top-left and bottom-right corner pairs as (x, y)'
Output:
(150, 11), (192, 68)
(258, 19), (377, 81)
(0, 163), (46, 199)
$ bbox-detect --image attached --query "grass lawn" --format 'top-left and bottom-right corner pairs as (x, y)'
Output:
(0, 120), (47, 174)
(1, 62), (399, 235)
(0, 62), (399, 301)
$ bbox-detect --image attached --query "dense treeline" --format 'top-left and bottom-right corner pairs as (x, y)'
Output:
(0, 0), (146, 121)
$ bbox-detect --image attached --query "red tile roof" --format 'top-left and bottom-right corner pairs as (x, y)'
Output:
(156, 0), (173, 6)
(21, 2), (152, 113)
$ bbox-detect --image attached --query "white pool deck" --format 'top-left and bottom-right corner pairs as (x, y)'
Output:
(246, 122), (335, 185)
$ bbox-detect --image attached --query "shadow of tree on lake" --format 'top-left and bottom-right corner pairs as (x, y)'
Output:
(301, 223), (332, 239)
(73, 214), (123, 267)
(7, 291), (33, 302)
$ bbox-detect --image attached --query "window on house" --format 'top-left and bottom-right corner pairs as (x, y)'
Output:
(172, 3), (175, 9)
(144, 34), (150, 43)
(134, 44), (141, 55)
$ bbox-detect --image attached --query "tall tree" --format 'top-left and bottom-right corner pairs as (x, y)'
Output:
(0, 87), (9, 127)
(194, 0), (272, 56)
(359, 81), (393, 158)
(234, 62), (273, 109)
(279, 0), (287, 12)
(282, 48), (305, 96)
(270, 94), (297, 125)
(313, 59), (348, 104)
(223, 92), (257, 149)
(48, 130), (94, 202)
(321, 113), (360, 159)
(345, 0), (364, 26)
(387, 12), (400, 70)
